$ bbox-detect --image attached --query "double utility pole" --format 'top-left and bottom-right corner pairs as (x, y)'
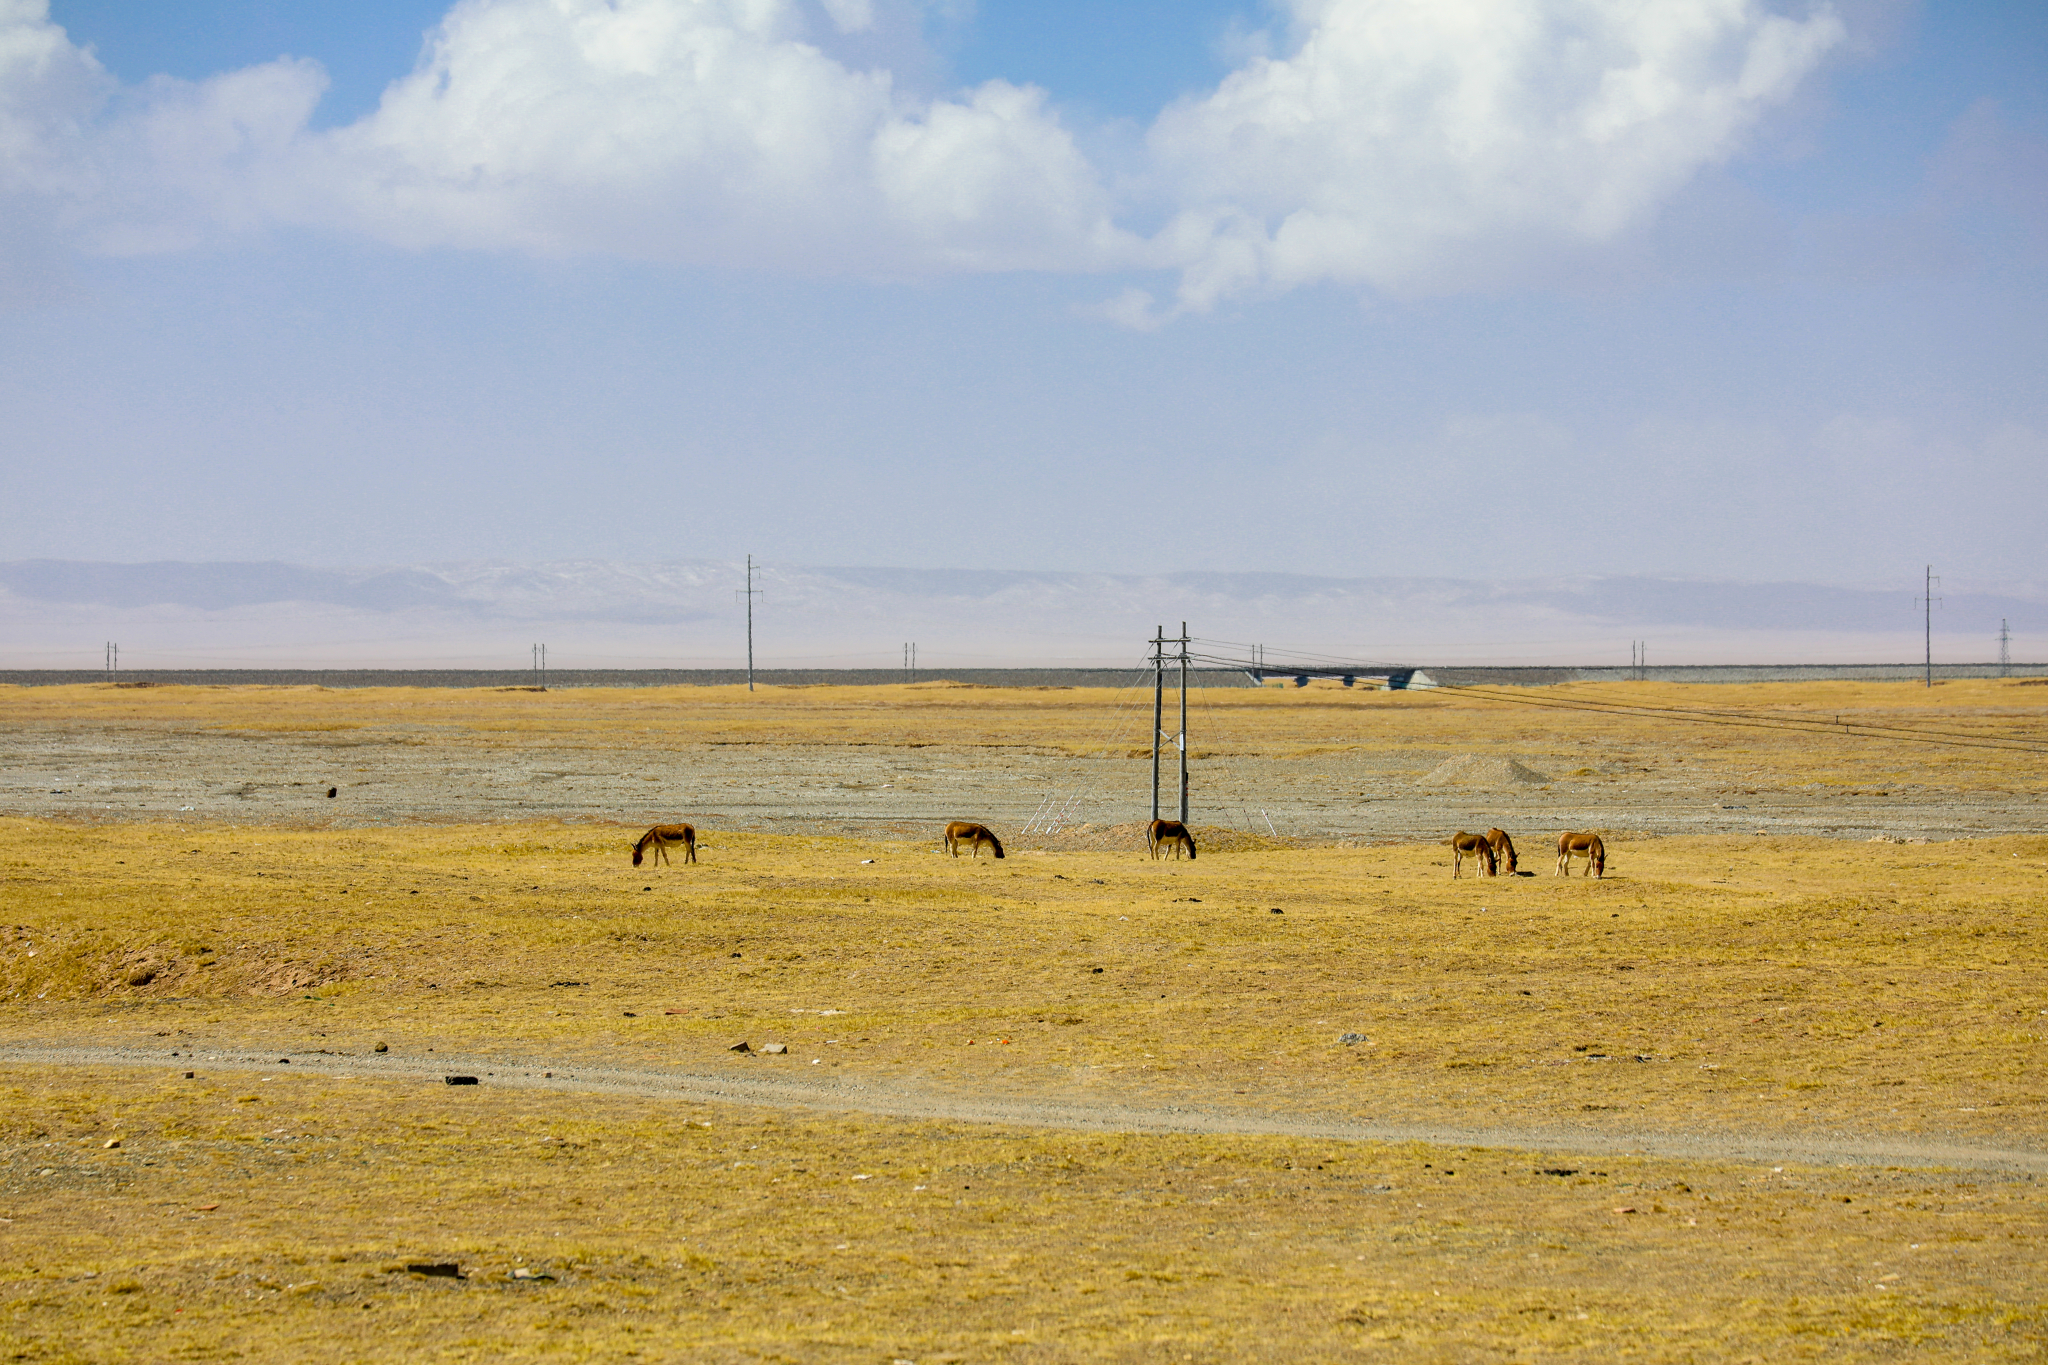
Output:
(1150, 623), (1191, 824)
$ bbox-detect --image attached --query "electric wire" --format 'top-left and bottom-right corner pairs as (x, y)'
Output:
(1434, 685), (2048, 756)
(1168, 638), (2048, 756)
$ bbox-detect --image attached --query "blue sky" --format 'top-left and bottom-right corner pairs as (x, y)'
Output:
(3, 0), (2044, 593)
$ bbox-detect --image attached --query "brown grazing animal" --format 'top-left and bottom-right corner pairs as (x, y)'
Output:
(1147, 819), (1197, 860)
(1485, 827), (1518, 874)
(632, 824), (697, 867)
(943, 821), (1005, 858)
(1556, 831), (1605, 878)
(1449, 830), (1497, 878)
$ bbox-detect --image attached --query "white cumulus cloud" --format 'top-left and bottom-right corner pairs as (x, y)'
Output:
(0, 0), (1848, 308)
(1142, 0), (1845, 311)
(303, 0), (1133, 271)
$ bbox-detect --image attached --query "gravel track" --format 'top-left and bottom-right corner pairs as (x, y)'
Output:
(9, 1043), (2044, 1177)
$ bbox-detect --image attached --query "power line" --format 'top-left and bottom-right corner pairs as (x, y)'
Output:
(1436, 684), (2048, 756)
(1182, 631), (2043, 753)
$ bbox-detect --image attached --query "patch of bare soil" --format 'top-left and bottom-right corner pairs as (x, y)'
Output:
(1, 679), (2043, 842)
(1417, 753), (1553, 786)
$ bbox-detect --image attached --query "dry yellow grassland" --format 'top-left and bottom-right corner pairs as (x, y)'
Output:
(4, 677), (2045, 784)
(6, 1067), (2043, 1363)
(2, 681), (2045, 1359)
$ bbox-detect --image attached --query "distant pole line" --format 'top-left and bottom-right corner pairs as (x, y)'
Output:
(2000, 619), (2011, 677)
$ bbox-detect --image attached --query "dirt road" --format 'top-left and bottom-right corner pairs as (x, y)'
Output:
(10, 1043), (2043, 1176)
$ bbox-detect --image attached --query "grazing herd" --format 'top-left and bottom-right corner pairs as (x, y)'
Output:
(1448, 828), (1604, 878)
(636, 816), (1604, 878)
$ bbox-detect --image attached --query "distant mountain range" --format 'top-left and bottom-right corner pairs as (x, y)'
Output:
(1, 560), (2039, 670)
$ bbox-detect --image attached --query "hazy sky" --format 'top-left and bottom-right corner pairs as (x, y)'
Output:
(2, 0), (2042, 589)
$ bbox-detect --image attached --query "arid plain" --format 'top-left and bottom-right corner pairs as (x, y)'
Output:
(3, 680), (2045, 1361)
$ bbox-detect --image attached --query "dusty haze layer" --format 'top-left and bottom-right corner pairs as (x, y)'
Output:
(4, 560), (2044, 671)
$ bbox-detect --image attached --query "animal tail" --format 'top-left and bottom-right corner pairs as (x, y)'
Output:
(988, 831), (1005, 858)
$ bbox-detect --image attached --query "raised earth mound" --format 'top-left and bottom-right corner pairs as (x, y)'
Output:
(1417, 754), (1553, 787)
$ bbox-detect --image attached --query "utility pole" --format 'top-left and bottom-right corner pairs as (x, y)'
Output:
(1999, 619), (2011, 677)
(106, 641), (117, 681)
(1177, 622), (1190, 824)
(737, 556), (763, 692)
(1918, 566), (1941, 688)
(1150, 626), (1165, 824)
